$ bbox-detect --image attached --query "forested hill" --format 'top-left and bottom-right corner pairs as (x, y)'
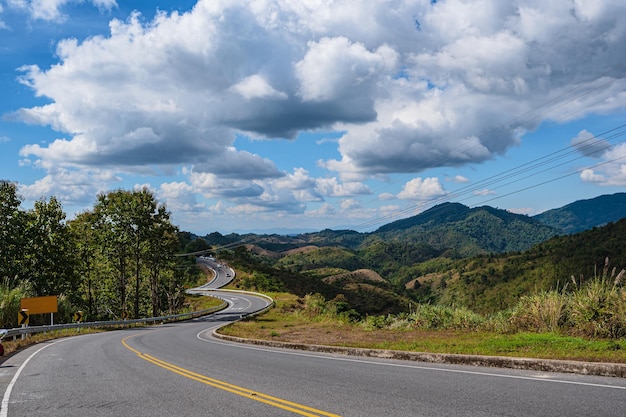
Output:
(533, 192), (626, 234)
(201, 193), (626, 258)
(368, 202), (558, 256)
(418, 217), (626, 313)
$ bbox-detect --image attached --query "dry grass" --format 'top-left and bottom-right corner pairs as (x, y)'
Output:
(220, 293), (626, 363)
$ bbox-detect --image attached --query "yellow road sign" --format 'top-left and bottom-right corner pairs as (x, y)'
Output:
(74, 311), (83, 322)
(18, 309), (29, 326)
(20, 296), (58, 314)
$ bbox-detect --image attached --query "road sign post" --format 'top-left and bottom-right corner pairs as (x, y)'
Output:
(19, 309), (29, 340)
(74, 311), (83, 323)
(18, 309), (29, 326)
(20, 296), (58, 325)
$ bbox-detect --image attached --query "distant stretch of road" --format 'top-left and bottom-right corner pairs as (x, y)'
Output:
(1, 262), (625, 416)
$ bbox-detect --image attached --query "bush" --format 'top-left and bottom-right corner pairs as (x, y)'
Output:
(0, 279), (32, 328)
(509, 291), (566, 333)
(565, 269), (626, 339)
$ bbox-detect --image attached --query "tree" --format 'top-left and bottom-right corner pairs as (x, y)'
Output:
(93, 190), (134, 318)
(0, 181), (26, 285)
(92, 188), (180, 318)
(24, 196), (78, 297)
(69, 211), (101, 317)
(145, 205), (179, 317)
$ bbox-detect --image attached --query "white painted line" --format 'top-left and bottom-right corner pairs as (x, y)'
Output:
(1, 339), (66, 417)
(196, 330), (626, 391)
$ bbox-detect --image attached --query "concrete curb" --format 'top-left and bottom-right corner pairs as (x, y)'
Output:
(213, 332), (626, 378)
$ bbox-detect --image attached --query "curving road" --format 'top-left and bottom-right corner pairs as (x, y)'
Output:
(1, 265), (625, 416)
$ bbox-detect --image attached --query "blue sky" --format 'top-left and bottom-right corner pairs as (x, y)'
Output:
(1, 0), (625, 235)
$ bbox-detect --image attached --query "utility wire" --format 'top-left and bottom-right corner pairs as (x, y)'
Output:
(352, 123), (626, 231)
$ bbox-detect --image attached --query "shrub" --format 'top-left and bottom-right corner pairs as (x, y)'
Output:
(565, 267), (626, 339)
(509, 291), (566, 333)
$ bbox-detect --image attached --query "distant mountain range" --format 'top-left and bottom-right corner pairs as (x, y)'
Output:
(533, 192), (626, 234)
(202, 192), (626, 258)
(192, 192), (626, 316)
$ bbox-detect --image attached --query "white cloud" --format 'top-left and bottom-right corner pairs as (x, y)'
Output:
(397, 177), (447, 200)
(339, 198), (361, 211)
(580, 142), (626, 185)
(571, 129), (611, 158)
(314, 177), (371, 197)
(295, 36), (397, 102)
(18, 167), (119, 204)
(448, 175), (470, 183)
(8, 0), (626, 229)
(16, 0), (626, 181)
(158, 181), (205, 213)
(473, 189), (497, 196)
(231, 74), (288, 100)
(306, 203), (336, 217)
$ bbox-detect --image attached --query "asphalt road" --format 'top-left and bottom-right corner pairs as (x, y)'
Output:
(1, 265), (625, 416)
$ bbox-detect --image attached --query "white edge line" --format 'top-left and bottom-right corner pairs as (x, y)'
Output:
(1, 339), (67, 417)
(195, 328), (626, 391)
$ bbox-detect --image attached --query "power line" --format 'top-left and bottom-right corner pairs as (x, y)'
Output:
(352, 123), (626, 231)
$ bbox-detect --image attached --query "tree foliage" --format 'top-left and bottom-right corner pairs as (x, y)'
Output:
(1, 183), (196, 326)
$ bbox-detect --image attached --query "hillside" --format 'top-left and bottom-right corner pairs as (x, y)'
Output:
(203, 193), (626, 316)
(202, 193), (626, 258)
(368, 203), (559, 257)
(534, 192), (626, 234)
(411, 218), (626, 314)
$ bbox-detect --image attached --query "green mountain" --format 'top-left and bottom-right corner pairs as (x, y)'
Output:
(415, 217), (626, 313)
(534, 192), (626, 234)
(203, 193), (626, 257)
(369, 202), (559, 257)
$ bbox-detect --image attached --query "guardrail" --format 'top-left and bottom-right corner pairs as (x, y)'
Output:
(2, 302), (228, 341)
(189, 288), (275, 319)
(2, 260), (275, 341)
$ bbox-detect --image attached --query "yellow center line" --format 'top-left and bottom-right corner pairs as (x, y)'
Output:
(122, 333), (342, 417)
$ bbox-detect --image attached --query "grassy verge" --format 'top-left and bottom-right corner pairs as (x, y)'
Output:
(1, 327), (104, 357)
(219, 293), (626, 363)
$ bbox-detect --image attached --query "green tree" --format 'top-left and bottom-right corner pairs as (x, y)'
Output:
(92, 188), (181, 318)
(69, 211), (102, 317)
(0, 181), (26, 285)
(145, 205), (179, 317)
(24, 196), (78, 297)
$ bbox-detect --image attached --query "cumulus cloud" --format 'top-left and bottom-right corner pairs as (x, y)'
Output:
(158, 181), (205, 213)
(580, 142), (626, 186)
(315, 177), (371, 197)
(397, 177), (447, 200)
(571, 130), (612, 158)
(8, 0), (626, 227)
(230, 75), (288, 100)
(18, 167), (119, 204)
(448, 175), (470, 183)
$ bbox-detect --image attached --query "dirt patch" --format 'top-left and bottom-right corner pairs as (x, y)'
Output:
(323, 269), (386, 285)
(282, 245), (320, 256)
(225, 320), (454, 348)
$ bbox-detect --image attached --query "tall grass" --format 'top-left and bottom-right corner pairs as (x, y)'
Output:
(352, 259), (626, 339)
(566, 262), (626, 338)
(508, 291), (566, 333)
(0, 278), (32, 328)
